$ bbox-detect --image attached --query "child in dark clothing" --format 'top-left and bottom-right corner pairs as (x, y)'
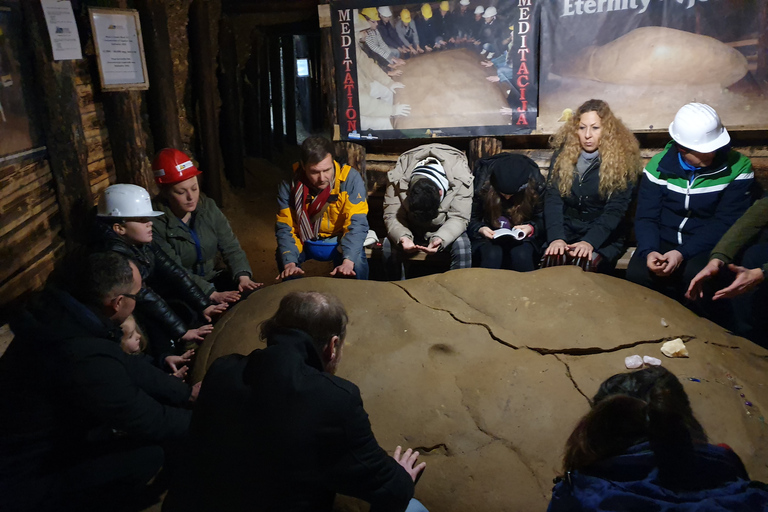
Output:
(94, 184), (225, 365)
(120, 315), (193, 379)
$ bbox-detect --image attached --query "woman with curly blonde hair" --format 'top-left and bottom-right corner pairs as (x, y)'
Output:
(542, 99), (641, 272)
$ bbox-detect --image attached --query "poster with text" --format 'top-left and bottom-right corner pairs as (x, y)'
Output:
(331, 0), (540, 140)
(539, 0), (767, 134)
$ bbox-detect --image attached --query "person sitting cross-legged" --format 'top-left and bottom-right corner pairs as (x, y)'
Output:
(275, 136), (370, 281)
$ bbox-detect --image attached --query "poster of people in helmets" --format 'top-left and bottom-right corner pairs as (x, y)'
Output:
(0, 1), (41, 158)
(330, 0), (766, 140)
(330, 0), (540, 140)
(538, 0), (767, 133)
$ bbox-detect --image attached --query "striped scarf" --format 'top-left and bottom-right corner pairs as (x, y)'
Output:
(292, 174), (334, 243)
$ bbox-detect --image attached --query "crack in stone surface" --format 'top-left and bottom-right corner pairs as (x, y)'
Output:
(412, 443), (451, 455)
(391, 282), (518, 349)
(552, 354), (591, 405)
(453, 376), (547, 497)
(526, 335), (696, 356)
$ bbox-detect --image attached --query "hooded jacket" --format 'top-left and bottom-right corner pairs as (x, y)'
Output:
(384, 143), (473, 247)
(635, 142), (754, 260)
(0, 287), (191, 487)
(92, 220), (211, 346)
(548, 442), (768, 512)
(152, 194), (253, 296)
(163, 328), (413, 512)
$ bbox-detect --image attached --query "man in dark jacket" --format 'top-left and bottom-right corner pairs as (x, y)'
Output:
(163, 291), (427, 512)
(0, 252), (196, 512)
(627, 103), (753, 301)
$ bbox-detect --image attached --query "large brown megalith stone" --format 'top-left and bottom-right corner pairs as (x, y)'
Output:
(193, 267), (768, 511)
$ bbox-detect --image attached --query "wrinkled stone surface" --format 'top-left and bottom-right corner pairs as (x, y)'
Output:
(194, 267), (768, 511)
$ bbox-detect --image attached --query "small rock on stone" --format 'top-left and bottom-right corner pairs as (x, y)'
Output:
(643, 355), (662, 366)
(625, 355), (643, 369)
(661, 338), (689, 358)
(661, 318), (668, 327)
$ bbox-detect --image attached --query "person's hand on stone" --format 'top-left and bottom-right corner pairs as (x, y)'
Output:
(499, 107), (514, 116)
(567, 240), (593, 259)
(393, 446), (426, 482)
(479, 226), (494, 239)
(238, 275), (263, 293)
(387, 69), (403, 77)
(277, 262), (305, 281)
(203, 303), (228, 322)
(390, 82), (405, 91)
(182, 325), (214, 343)
(712, 264), (765, 300)
(330, 259), (356, 278)
(660, 249), (683, 276)
(686, 258), (723, 300)
(480, 60), (494, 67)
(166, 349), (194, 378)
(211, 290), (240, 304)
(545, 239), (567, 256)
(393, 104), (411, 117)
(486, 75), (500, 82)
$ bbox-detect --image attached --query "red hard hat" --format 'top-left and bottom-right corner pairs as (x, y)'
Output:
(153, 148), (202, 185)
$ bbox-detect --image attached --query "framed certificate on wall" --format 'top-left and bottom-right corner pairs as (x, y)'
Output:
(89, 8), (149, 91)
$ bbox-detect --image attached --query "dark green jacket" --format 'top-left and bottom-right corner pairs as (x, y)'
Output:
(710, 197), (768, 274)
(152, 195), (252, 295)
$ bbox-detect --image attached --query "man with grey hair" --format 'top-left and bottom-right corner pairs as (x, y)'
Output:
(163, 291), (428, 512)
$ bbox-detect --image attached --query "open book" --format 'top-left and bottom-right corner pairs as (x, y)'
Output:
(493, 228), (526, 240)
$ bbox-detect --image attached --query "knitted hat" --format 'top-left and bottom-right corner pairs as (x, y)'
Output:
(489, 156), (537, 195)
(440, 1), (450, 12)
(400, 8), (412, 23)
(421, 3), (433, 19)
(411, 157), (449, 201)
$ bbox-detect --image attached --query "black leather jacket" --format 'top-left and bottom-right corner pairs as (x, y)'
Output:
(92, 221), (211, 345)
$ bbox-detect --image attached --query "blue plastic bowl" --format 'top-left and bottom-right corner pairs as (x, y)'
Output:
(304, 239), (339, 262)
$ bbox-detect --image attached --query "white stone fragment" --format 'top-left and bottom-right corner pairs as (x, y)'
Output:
(625, 355), (643, 369)
(643, 355), (662, 366)
(661, 318), (668, 327)
(661, 338), (689, 358)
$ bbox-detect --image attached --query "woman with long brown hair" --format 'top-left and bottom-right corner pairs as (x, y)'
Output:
(468, 153), (545, 271)
(548, 366), (768, 510)
(542, 99), (641, 272)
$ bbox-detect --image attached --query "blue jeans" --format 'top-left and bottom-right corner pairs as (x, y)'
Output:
(406, 498), (428, 512)
(276, 241), (369, 280)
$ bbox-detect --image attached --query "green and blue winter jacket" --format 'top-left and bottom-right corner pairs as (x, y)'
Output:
(635, 142), (753, 260)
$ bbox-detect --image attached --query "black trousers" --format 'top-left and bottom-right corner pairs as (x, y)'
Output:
(626, 239), (711, 304)
(1, 441), (165, 512)
(471, 237), (539, 272)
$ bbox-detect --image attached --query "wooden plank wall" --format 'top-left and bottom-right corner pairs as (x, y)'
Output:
(0, 62), (115, 309)
(76, 62), (116, 199)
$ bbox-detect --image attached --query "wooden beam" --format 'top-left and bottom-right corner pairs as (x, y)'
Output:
(468, 137), (502, 170)
(757, 2), (768, 85)
(101, 91), (156, 194)
(218, 15), (245, 188)
(22, 1), (92, 249)
(189, 0), (224, 205)
(136, 0), (183, 151)
(257, 31), (272, 160)
(319, 0), (338, 138)
(282, 35), (297, 145)
(335, 142), (366, 185)
(269, 35), (284, 147)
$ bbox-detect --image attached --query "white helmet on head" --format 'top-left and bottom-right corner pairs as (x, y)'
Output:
(460, 0), (471, 5)
(669, 102), (730, 153)
(474, 5), (484, 14)
(97, 184), (164, 218)
(378, 6), (392, 17)
(483, 6), (497, 17)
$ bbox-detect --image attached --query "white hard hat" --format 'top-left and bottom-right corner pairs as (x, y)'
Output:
(378, 6), (392, 17)
(669, 103), (730, 153)
(483, 6), (497, 17)
(355, 15), (371, 33)
(97, 184), (164, 218)
(474, 6), (484, 14)
(460, 0), (470, 5)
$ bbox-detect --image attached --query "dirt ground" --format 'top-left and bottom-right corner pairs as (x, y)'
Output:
(393, 47), (510, 131)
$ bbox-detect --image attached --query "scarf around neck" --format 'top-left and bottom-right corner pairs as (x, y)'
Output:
(292, 163), (336, 243)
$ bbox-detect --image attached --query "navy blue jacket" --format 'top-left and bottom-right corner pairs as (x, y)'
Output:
(635, 143), (754, 260)
(548, 442), (768, 511)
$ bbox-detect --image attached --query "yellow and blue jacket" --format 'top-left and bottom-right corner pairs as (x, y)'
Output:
(276, 160), (369, 266)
